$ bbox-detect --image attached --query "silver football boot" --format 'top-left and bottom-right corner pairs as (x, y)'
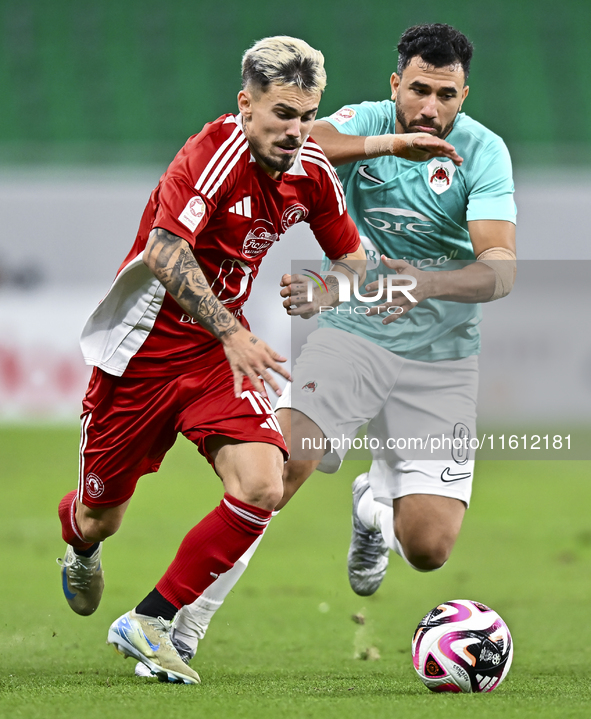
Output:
(57, 543), (104, 616)
(347, 474), (389, 596)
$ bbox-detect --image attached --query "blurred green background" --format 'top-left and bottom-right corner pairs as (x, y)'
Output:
(1, 0), (589, 167)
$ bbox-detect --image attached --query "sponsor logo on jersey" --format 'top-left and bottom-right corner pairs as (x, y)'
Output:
(178, 195), (206, 231)
(242, 219), (279, 258)
(228, 196), (252, 218)
(363, 207), (433, 235)
(280, 203), (309, 232)
(330, 107), (356, 124)
(179, 307), (243, 324)
(85, 472), (105, 499)
(427, 158), (456, 195)
(302, 381), (317, 393)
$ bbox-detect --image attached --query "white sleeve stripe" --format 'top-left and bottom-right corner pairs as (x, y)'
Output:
(206, 143), (250, 198)
(301, 145), (347, 210)
(200, 135), (249, 197)
(223, 498), (272, 526)
(300, 152), (346, 215)
(302, 144), (346, 194)
(194, 126), (242, 192)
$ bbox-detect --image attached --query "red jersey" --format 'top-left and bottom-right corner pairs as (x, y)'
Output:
(80, 113), (360, 377)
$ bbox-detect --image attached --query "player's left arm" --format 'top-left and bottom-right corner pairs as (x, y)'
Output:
(279, 243), (367, 318)
(313, 120), (463, 167)
(364, 220), (516, 325)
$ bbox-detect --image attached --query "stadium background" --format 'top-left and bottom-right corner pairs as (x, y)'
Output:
(0, 0), (590, 424)
(1, 2), (591, 716)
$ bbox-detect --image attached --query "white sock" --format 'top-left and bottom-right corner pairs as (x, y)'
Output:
(173, 514), (273, 652)
(356, 484), (420, 570)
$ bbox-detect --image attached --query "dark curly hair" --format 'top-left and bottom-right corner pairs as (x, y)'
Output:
(397, 24), (474, 80)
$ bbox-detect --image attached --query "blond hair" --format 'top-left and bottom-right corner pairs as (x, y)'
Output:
(241, 36), (326, 94)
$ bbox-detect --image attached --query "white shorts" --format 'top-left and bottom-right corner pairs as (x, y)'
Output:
(276, 328), (478, 507)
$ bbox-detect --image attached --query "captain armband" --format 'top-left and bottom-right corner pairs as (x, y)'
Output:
(476, 247), (517, 301)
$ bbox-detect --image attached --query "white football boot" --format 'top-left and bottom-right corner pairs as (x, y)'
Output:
(347, 474), (389, 596)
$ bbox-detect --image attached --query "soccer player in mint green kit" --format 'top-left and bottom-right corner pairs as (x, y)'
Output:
(277, 21), (516, 597)
(135, 23), (516, 676)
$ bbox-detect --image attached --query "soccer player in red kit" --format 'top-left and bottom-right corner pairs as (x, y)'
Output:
(57, 35), (366, 684)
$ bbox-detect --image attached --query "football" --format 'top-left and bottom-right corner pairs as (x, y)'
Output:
(411, 599), (513, 693)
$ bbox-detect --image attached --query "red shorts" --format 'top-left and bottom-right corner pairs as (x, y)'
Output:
(77, 355), (288, 508)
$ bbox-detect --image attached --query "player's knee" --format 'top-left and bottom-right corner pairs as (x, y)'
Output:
(241, 479), (284, 510)
(240, 476), (283, 510)
(404, 540), (452, 572)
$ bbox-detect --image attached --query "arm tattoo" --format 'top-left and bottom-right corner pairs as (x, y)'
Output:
(324, 275), (340, 305)
(332, 260), (360, 278)
(145, 228), (240, 340)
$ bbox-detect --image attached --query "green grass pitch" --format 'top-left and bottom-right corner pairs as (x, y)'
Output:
(1, 426), (590, 718)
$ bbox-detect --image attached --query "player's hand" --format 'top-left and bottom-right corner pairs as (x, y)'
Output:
(280, 273), (329, 319)
(362, 256), (433, 325)
(392, 133), (463, 166)
(221, 326), (291, 397)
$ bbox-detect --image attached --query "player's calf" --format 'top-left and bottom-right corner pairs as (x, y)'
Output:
(75, 501), (129, 543)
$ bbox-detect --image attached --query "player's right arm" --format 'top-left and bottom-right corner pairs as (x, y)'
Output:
(143, 227), (290, 397)
(312, 120), (463, 167)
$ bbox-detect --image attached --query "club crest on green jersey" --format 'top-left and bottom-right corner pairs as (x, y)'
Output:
(427, 159), (456, 195)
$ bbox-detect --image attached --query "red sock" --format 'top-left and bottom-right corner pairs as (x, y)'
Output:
(58, 490), (94, 550)
(156, 493), (272, 608)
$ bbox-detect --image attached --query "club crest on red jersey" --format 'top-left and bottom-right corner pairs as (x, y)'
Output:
(242, 219), (279, 258)
(281, 203), (309, 233)
(85, 472), (105, 499)
(427, 159), (456, 195)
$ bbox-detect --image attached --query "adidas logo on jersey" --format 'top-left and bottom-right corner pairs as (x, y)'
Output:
(228, 196), (252, 218)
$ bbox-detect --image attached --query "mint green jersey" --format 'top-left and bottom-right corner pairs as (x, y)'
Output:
(318, 100), (516, 361)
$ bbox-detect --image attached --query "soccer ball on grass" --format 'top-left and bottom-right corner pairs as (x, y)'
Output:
(411, 599), (513, 693)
